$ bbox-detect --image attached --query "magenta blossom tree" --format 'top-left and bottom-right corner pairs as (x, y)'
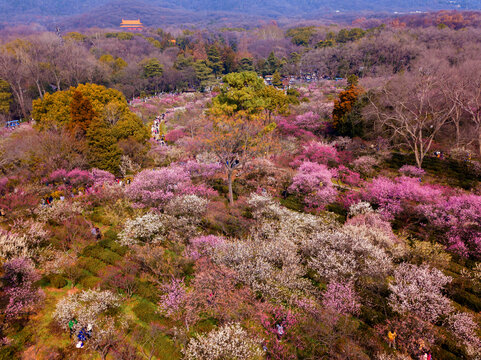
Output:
(419, 194), (481, 258)
(291, 142), (340, 168)
(362, 176), (443, 219)
(289, 161), (337, 210)
(158, 277), (187, 319)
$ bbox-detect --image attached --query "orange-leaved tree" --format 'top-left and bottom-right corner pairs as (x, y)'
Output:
(332, 75), (364, 134)
(68, 89), (97, 139)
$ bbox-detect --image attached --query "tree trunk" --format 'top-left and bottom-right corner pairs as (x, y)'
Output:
(478, 130), (481, 157)
(414, 143), (422, 168)
(455, 121), (460, 148)
(227, 170), (234, 206)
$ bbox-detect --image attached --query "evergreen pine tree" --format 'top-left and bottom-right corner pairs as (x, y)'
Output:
(272, 71), (283, 88)
(86, 117), (122, 174)
(207, 45), (224, 76)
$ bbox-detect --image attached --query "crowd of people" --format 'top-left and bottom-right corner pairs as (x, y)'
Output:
(151, 114), (167, 145)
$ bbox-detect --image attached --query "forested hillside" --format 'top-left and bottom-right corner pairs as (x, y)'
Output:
(0, 0), (480, 27)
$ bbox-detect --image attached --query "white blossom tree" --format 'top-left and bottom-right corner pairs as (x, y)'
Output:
(53, 289), (123, 360)
(183, 323), (263, 360)
(389, 263), (452, 323)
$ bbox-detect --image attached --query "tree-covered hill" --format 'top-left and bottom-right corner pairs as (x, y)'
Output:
(1, 0), (481, 27)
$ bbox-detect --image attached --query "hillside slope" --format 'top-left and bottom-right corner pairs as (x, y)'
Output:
(0, 0), (480, 27)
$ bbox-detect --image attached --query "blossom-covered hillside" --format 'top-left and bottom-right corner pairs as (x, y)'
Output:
(0, 73), (480, 360)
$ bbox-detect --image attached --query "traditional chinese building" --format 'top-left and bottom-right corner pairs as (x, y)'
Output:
(120, 19), (144, 30)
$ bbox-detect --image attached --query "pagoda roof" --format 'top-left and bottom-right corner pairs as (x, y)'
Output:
(120, 19), (143, 25)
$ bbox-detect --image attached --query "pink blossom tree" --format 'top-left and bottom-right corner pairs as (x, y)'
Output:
(2, 257), (44, 320)
(158, 277), (187, 319)
(125, 165), (215, 208)
(291, 142), (339, 168)
(362, 176), (443, 219)
(322, 281), (361, 316)
(289, 162), (337, 209)
(419, 194), (481, 258)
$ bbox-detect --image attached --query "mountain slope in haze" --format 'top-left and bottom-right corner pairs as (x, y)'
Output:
(0, 0), (480, 28)
(56, 1), (264, 30)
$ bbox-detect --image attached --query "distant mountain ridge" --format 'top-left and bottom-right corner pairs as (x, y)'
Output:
(1, 0), (480, 28)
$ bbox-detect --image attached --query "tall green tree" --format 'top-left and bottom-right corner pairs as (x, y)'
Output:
(86, 117), (122, 173)
(211, 71), (266, 115)
(207, 45), (223, 76)
(238, 58), (254, 72)
(194, 60), (214, 89)
(142, 58), (163, 78)
(272, 71), (283, 88)
(0, 79), (12, 118)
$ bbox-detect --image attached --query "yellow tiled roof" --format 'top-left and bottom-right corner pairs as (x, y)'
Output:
(120, 19), (143, 25)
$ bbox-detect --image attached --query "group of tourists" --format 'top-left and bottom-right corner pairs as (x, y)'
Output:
(68, 319), (92, 349)
(151, 114), (166, 146)
(388, 331), (432, 359)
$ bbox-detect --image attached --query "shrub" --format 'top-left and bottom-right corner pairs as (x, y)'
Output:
(136, 280), (159, 302)
(78, 257), (106, 275)
(133, 300), (162, 324)
(399, 165), (425, 178)
(80, 276), (101, 289)
(49, 274), (68, 288)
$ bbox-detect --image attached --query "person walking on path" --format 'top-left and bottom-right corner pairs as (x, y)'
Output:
(388, 330), (396, 349)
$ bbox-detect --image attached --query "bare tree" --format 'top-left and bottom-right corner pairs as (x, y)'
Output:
(0, 47), (30, 119)
(448, 60), (481, 155)
(368, 66), (454, 168)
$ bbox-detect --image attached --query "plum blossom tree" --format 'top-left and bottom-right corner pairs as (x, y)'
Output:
(447, 312), (481, 357)
(291, 141), (339, 168)
(118, 212), (165, 246)
(158, 277), (187, 319)
(399, 165), (425, 178)
(188, 235), (225, 260)
(362, 176), (443, 219)
(126, 166), (214, 208)
(289, 161), (337, 210)
(418, 194), (481, 258)
(1, 257), (44, 320)
(53, 289), (123, 360)
(183, 323), (263, 360)
(388, 263), (452, 323)
(322, 281), (361, 316)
